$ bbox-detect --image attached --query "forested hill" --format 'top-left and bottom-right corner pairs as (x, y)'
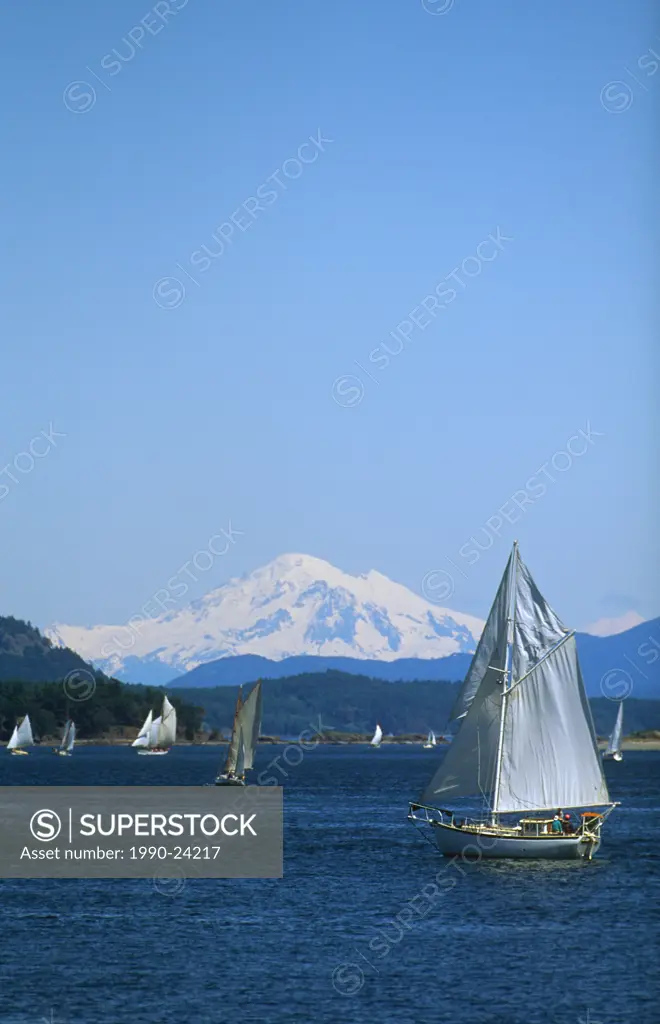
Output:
(0, 617), (204, 741)
(0, 678), (204, 743)
(172, 670), (660, 739)
(0, 615), (92, 682)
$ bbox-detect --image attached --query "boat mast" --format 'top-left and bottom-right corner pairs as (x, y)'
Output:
(491, 540), (518, 825)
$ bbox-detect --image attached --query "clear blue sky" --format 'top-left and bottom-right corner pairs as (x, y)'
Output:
(1, 0), (657, 630)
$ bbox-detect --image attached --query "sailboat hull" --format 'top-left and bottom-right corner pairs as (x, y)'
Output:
(432, 822), (598, 860)
(9, 749), (29, 756)
(214, 773), (245, 786)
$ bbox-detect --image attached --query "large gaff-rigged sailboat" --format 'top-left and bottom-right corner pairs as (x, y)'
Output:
(55, 720), (76, 756)
(132, 697), (177, 755)
(215, 681), (263, 786)
(409, 542), (617, 860)
(7, 715), (34, 755)
(604, 702), (624, 762)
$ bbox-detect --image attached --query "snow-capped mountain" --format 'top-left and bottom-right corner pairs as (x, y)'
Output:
(46, 553), (485, 683)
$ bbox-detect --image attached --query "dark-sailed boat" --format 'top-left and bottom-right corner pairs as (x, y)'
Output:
(215, 681), (263, 786)
(409, 542), (617, 860)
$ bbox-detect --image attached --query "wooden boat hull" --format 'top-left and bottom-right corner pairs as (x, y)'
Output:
(432, 821), (598, 860)
(9, 749), (29, 755)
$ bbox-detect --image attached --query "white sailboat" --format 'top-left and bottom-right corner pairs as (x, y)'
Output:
(7, 714), (34, 755)
(603, 702), (624, 762)
(54, 719), (76, 756)
(423, 730), (437, 749)
(409, 542), (617, 860)
(133, 697), (177, 755)
(370, 723), (383, 748)
(215, 681), (263, 786)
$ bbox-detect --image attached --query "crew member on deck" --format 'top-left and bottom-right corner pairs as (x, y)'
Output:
(551, 815), (563, 833)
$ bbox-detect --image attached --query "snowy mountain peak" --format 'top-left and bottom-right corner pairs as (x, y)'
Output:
(46, 553), (485, 683)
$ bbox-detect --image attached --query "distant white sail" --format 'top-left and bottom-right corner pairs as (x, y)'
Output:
(132, 710), (153, 748)
(60, 720), (76, 753)
(7, 715), (34, 750)
(428, 731), (436, 746)
(422, 544), (609, 813)
(371, 724), (383, 747)
(156, 696), (177, 749)
(606, 702), (624, 757)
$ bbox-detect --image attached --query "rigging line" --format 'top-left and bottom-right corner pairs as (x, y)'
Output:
(506, 630), (575, 696)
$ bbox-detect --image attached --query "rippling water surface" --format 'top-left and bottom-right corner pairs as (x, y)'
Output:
(0, 746), (658, 1023)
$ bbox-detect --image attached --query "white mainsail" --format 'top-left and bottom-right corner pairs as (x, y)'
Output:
(606, 702), (624, 757)
(427, 731), (436, 746)
(132, 710), (153, 748)
(237, 682), (262, 771)
(7, 715), (34, 750)
(156, 696), (177, 749)
(421, 543), (609, 815)
(60, 720), (76, 753)
(371, 724), (383, 747)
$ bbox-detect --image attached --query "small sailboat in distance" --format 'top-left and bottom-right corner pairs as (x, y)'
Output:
(55, 719), (76, 756)
(409, 542), (617, 860)
(603, 702), (624, 762)
(133, 696), (177, 755)
(7, 714), (34, 755)
(370, 723), (383, 748)
(423, 730), (437, 749)
(215, 681), (263, 785)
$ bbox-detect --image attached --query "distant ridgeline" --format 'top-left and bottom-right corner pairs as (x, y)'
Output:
(0, 616), (204, 741)
(0, 615), (92, 682)
(172, 670), (660, 739)
(2, 615), (658, 741)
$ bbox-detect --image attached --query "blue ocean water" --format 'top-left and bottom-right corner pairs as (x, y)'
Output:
(0, 745), (658, 1024)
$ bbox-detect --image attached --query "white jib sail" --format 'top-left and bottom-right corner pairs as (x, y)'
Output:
(606, 702), (624, 757)
(156, 696), (177, 749)
(371, 724), (383, 746)
(8, 715), (34, 750)
(132, 710), (153, 748)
